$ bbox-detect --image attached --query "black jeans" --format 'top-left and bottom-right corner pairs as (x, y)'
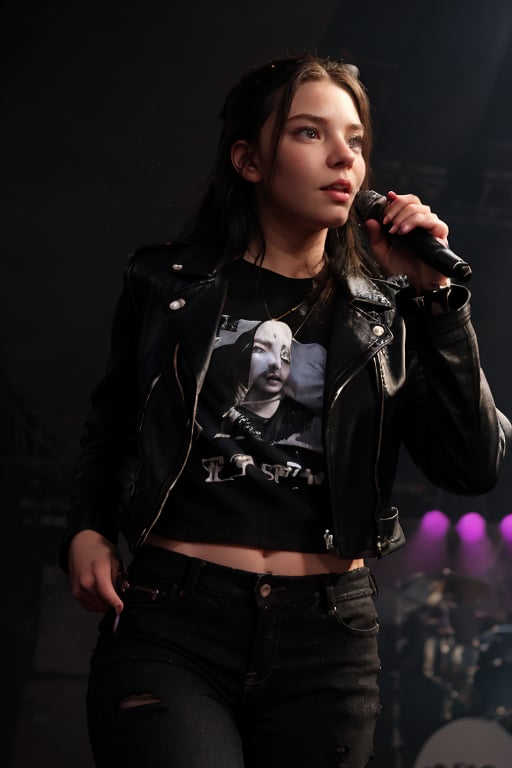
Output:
(87, 546), (381, 768)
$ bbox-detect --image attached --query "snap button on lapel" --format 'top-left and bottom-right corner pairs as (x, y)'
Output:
(172, 263), (183, 271)
(169, 298), (186, 310)
(372, 324), (385, 337)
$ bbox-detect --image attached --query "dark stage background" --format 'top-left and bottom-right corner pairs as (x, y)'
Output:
(2, 1), (512, 766)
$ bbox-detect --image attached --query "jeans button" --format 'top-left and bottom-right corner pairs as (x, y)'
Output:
(259, 583), (272, 598)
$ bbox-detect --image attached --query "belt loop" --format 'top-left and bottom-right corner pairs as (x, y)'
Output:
(321, 574), (337, 616)
(178, 558), (205, 599)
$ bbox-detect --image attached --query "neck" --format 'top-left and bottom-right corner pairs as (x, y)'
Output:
(246, 220), (327, 278)
(243, 395), (281, 419)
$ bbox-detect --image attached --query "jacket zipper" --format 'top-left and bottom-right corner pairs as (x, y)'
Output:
(372, 355), (386, 554)
(134, 275), (227, 548)
(121, 583), (163, 601)
(324, 334), (391, 552)
(138, 373), (162, 432)
(135, 342), (199, 547)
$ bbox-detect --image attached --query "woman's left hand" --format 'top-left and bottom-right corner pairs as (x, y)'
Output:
(364, 191), (450, 294)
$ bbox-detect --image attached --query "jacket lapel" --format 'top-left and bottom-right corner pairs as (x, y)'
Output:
(162, 245), (227, 390)
(325, 275), (395, 399)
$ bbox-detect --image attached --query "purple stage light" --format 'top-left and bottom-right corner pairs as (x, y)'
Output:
(455, 512), (486, 542)
(499, 514), (512, 542)
(420, 510), (450, 538)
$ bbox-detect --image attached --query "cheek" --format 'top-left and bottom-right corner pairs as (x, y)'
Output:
(249, 355), (265, 381)
(355, 155), (366, 186)
(273, 147), (314, 185)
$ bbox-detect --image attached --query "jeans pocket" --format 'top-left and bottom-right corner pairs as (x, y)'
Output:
(332, 589), (380, 638)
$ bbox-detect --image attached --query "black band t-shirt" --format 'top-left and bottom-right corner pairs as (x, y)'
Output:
(152, 259), (334, 552)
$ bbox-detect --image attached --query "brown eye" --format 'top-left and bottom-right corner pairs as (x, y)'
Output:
(298, 127), (320, 139)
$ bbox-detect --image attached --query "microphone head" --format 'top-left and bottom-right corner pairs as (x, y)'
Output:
(355, 189), (387, 222)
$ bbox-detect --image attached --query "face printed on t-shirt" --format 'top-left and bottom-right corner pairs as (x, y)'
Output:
(246, 320), (292, 404)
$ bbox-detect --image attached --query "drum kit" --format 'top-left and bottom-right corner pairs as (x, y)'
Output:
(374, 569), (512, 768)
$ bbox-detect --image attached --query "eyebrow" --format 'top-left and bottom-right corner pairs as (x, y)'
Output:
(287, 113), (364, 132)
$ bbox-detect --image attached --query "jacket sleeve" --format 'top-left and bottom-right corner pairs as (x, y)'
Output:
(397, 284), (511, 495)
(59, 256), (141, 571)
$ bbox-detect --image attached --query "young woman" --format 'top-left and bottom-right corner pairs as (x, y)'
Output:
(63, 55), (510, 767)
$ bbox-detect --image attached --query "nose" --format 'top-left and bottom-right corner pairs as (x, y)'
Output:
(327, 137), (355, 168)
(268, 349), (282, 371)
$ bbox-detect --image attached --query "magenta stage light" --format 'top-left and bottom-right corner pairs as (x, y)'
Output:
(455, 512), (486, 542)
(499, 514), (512, 542)
(420, 510), (450, 538)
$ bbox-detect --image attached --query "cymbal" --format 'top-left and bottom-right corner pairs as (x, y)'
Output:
(398, 570), (491, 607)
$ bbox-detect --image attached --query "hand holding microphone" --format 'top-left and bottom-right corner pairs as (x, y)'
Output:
(356, 190), (472, 285)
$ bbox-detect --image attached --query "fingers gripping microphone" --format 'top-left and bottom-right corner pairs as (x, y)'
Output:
(355, 190), (472, 283)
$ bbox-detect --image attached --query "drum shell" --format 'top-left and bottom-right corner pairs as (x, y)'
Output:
(474, 624), (512, 717)
(413, 717), (512, 768)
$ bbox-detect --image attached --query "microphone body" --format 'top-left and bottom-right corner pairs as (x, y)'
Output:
(355, 190), (472, 283)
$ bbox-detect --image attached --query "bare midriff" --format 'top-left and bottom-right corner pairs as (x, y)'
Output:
(146, 534), (364, 575)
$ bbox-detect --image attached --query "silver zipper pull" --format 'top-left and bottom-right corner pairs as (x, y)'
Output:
(324, 529), (334, 551)
(131, 585), (161, 601)
(121, 582), (162, 601)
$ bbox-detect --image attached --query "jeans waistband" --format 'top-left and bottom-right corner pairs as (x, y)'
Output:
(130, 544), (377, 604)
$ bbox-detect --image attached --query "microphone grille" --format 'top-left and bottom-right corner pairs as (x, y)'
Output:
(355, 189), (387, 222)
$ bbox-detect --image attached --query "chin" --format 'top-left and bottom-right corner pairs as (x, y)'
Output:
(317, 209), (352, 229)
(317, 215), (350, 231)
(332, 208), (353, 227)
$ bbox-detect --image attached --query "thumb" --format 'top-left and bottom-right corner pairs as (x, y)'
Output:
(111, 559), (124, 614)
(98, 574), (124, 614)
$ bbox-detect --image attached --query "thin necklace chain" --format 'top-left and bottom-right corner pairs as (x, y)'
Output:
(263, 298), (315, 339)
(291, 304), (316, 339)
(263, 299), (306, 322)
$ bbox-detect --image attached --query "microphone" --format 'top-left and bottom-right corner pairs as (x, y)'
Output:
(355, 190), (472, 283)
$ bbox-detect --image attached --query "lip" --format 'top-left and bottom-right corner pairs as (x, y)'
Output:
(264, 374), (283, 386)
(320, 179), (352, 203)
(321, 188), (351, 203)
(321, 179), (352, 193)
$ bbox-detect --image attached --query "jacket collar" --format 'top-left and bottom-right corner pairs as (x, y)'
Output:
(344, 273), (397, 310)
(168, 244), (402, 311)
(167, 241), (220, 279)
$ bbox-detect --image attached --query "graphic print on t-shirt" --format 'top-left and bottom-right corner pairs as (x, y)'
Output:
(195, 313), (326, 487)
(206, 315), (325, 447)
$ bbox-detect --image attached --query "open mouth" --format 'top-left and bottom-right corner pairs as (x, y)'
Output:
(321, 180), (352, 193)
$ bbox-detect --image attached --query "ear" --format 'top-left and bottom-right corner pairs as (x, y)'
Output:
(231, 140), (262, 183)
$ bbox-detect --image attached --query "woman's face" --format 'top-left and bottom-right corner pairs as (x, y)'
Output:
(246, 321), (292, 401)
(252, 79), (366, 236)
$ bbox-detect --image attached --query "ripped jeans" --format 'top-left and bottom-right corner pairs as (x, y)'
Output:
(87, 546), (381, 768)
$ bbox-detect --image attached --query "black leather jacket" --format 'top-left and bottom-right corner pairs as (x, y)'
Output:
(63, 243), (510, 565)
